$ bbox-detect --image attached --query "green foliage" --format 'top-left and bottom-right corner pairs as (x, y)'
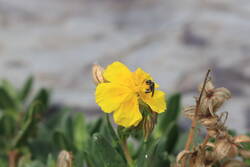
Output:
(0, 79), (184, 167)
(242, 133), (250, 165)
(92, 133), (126, 167)
(0, 77), (52, 166)
(3, 78), (247, 167)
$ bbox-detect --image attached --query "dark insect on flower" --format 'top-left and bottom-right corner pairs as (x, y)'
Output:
(145, 80), (155, 97)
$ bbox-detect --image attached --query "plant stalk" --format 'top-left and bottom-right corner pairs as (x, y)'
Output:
(121, 138), (133, 167)
(8, 150), (18, 167)
(181, 69), (211, 167)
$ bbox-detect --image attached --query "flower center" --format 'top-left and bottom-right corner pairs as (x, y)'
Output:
(134, 79), (155, 98)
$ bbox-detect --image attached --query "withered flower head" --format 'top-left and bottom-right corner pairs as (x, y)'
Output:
(177, 147), (211, 167)
(239, 149), (250, 159)
(214, 139), (238, 159)
(233, 135), (250, 143)
(199, 79), (231, 116)
(57, 150), (73, 167)
(92, 64), (105, 85)
(183, 106), (196, 120)
(179, 71), (250, 167)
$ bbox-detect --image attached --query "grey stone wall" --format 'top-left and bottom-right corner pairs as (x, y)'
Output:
(0, 0), (249, 133)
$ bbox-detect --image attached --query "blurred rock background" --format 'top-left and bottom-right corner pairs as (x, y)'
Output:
(0, 0), (249, 133)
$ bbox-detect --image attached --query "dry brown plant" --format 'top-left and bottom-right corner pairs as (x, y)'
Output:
(177, 70), (250, 167)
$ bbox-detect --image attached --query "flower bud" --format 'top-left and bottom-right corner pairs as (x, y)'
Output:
(57, 150), (73, 167)
(142, 112), (157, 141)
(92, 64), (105, 85)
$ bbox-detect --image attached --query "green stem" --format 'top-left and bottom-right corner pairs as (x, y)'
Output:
(120, 137), (133, 167)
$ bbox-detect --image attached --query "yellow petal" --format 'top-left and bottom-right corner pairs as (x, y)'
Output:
(141, 90), (167, 113)
(113, 94), (142, 128)
(133, 68), (152, 85)
(95, 83), (132, 113)
(103, 61), (133, 86)
(133, 68), (159, 88)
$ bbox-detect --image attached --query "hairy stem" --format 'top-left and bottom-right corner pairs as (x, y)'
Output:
(181, 69), (211, 167)
(120, 138), (133, 167)
(8, 150), (18, 167)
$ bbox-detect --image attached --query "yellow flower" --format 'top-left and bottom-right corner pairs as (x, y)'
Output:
(95, 61), (167, 128)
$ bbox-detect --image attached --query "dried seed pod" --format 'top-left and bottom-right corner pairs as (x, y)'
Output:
(207, 128), (218, 138)
(183, 106), (196, 120)
(239, 149), (250, 159)
(191, 152), (206, 167)
(234, 135), (250, 143)
(200, 117), (218, 128)
(205, 151), (217, 164)
(198, 79), (231, 116)
(176, 150), (191, 164)
(57, 150), (73, 167)
(92, 64), (105, 85)
(214, 139), (232, 159)
(206, 142), (215, 148)
(198, 79), (214, 92)
(227, 144), (238, 158)
(214, 88), (231, 99)
(200, 96), (212, 115)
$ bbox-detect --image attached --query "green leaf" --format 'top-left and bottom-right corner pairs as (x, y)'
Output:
(0, 87), (17, 110)
(92, 133), (126, 167)
(87, 117), (103, 136)
(164, 122), (179, 154)
(12, 102), (46, 148)
(1, 80), (18, 99)
(83, 151), (99, 167)
(73, 152), (85, 167)
(45, 107), (70, 131)
(174, 132), (188, 153)
(0, 114), (16, 137)
(23, 160), (45, 167)
(228, 129), (237, 136)
(46, 154), (56, 167)
(0, 157), (8, 167)
(141, 122), (179, 167)
(53, 131), (72, 151)
(72, 112), (88, 151)
(31, 88), (50, 109)
(27, 138), (54, 163)
(136, 138), (159, 167)
(100, 115), (126, 161)
(242, 134), (250, 165)
(17, 154), (32, 167)
(151, 140), (171, 167)
(18, 76), (33, 102)
(157, 93), (181, 136)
